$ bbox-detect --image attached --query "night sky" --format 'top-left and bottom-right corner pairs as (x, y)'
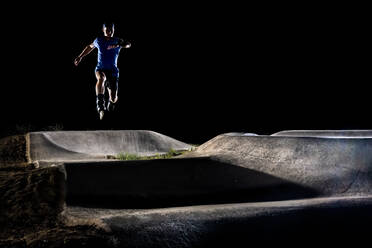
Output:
(1, 3), (370, 144)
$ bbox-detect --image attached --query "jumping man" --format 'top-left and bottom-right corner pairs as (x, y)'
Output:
(74, 22), (131, 120)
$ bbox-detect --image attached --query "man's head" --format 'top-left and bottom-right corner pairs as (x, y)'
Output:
(103, 22), (115, 37)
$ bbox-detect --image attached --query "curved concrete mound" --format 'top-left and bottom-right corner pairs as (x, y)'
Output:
(193, 133), (372, 196)
(28, 130), (192, 162)
(272, 129), (372, 138)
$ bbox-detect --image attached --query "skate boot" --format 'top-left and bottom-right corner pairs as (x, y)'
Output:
(107, 100), (116, 112)
(99, 110), (105, 120)
(96, 94), (106, 120)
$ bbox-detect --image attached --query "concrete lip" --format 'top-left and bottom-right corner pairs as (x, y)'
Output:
(271, 129), (372, 138)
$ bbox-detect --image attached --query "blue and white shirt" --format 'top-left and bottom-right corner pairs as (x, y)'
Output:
(93, 37), (122, 76)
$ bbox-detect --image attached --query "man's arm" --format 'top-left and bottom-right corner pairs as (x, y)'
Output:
(119, 39), (131, 48)
(74, 43), (95, 66)
(107, 39), (131, 50)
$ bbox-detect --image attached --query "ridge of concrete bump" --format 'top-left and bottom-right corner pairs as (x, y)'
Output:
(271, 129), (372, 138)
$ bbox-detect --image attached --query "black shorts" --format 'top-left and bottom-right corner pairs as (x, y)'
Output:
(97, 69), (119, 93)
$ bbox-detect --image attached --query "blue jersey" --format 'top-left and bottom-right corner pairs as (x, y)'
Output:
(93, 37), (121, 76)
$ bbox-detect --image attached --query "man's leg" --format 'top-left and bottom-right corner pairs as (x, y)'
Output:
(107, 88), (118, 111)
(106, 74), (119, 112)
(95, 71), (106, 119)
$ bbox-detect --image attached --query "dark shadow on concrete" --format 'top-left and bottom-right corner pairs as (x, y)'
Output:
(197, 202), (372, 247)
(92, 198), (372, 247)
(65, 157), (320, 208)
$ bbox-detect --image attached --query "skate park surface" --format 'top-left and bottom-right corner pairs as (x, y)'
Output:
(2, 130), (372, 246)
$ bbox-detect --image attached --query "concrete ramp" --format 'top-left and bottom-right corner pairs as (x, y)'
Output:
(272, 130), (372, 138)
(193, 133), (372, 196)
(28, 130), (192, 162)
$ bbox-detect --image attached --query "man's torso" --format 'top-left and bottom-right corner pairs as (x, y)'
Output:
(93, 37), (121, 72)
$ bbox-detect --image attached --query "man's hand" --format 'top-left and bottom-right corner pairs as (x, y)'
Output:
(74, 44), (95, 66)
(74, 56), (82, 66)
(124, 42), (131, 48)
(122, 39), (131, 48)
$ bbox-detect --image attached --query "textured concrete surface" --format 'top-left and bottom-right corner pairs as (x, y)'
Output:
(191, 133), (372, 196)
(28, 130), (192, 162)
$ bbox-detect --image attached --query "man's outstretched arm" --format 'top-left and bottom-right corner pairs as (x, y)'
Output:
(107, 39), (131, 50)
(74, 43), (95, 66)
(119, 39), (131, 48)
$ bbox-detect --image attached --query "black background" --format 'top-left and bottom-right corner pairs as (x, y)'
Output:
(1, 3), (370, 144)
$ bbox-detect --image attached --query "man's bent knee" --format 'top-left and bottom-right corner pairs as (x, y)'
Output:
(109, 93), (118, 103)
(95, 71), (106, 81)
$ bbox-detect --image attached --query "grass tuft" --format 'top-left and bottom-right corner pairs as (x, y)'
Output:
(116, 149), (185, 161)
